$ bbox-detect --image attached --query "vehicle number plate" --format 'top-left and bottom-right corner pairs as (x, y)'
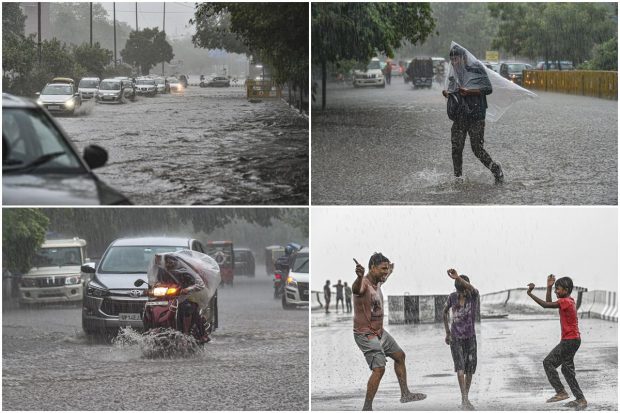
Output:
(48, 105), (60, 110)
(119, 313), (141, 323)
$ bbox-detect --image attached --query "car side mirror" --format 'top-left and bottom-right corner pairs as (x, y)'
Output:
(134, 279), (146, 287)
(81, 264), (96, 273)
(35, 92), (41, 96)
(83, 144), (108, 169)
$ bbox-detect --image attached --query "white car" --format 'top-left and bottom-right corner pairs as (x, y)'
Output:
(168, 77), (184, 94)
(353, 58), (385, 88)
(78, 77), (100, 100)
(135, 78), (157, 96)
(154, 77), (167, 94)
(282, 247), (309, 309)
(36, 82), (82, 115)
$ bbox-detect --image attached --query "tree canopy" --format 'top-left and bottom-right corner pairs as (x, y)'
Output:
(121, 27), (174, 75)
(2, 209), (49, 274)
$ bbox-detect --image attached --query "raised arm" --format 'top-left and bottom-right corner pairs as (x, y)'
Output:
(447, 268), (477, 293)
(527, 283), (559, 309)
(352, 261), (366, 295)
(546, 274), (555, 302)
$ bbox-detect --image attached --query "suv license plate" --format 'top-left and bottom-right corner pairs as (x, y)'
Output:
(119, 313), (141, 322)
(48, 105), (60, 110)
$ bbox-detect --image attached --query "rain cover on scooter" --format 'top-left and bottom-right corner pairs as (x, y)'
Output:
(147, 250), (221, 313)
(445, 41), (537, 122)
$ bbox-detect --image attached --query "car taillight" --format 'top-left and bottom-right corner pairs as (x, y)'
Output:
(275, 273), (282, 280)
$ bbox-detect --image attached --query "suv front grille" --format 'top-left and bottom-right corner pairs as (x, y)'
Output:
(298, 282), (309, 301)
(100, 299), (145, 316)
(31, 277), (66, 288)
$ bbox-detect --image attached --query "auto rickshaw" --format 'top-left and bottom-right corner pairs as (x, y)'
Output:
(206, 241), (234, 285)
(264, 245), (285, 276)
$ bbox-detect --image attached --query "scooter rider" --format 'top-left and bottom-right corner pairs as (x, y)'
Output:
(274, 243), (302, 294)
(161, 255), (209, 343)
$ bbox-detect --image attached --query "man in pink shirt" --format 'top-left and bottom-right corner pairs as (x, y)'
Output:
(352, 252), (426, 411)
(527, 275), (587, 410)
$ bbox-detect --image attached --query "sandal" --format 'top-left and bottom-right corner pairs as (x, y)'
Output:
(546, 393), (570, 403)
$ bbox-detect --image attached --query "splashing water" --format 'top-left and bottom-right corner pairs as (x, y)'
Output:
(113, 327), (201, 359)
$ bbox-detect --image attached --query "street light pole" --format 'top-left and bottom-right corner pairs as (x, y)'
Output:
(161, 2), (166, 76)
(113, 2), (117, 68)
(135, 2), (138, 31)
(37, 3), (41, 64)
(90, 2), (93, 47)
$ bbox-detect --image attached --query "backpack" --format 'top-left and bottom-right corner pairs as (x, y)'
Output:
(446, 92), (473, 122)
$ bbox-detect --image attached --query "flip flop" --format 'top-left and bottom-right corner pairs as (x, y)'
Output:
(400, 393), (427, 403)
(546, 393), (570, 403)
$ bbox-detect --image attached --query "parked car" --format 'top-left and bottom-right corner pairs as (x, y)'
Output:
(77, 77), (100, 100)
(353, 58), (385, 88)
(81, 236), (216, 336)
(36, 81), (81, 116)
(18, 238), (90, 306)
(168, 77), (184, 94)
(135, 77), (158, 96)
(282, 247), (309, 309)
(206, 76), (231, 87)
(233, 248), (255, 277)
(499, 62), (533, 86)
(2, 93), (131, 205)
(536, 61), (574, 70)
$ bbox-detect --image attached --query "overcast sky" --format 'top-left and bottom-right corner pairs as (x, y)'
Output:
(100, 2), (196, 37)
(311, 207), (618, 296)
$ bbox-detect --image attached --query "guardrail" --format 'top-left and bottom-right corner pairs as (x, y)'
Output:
(523, 70), (617, 100)
(311, 290), (323, 311)
(246, 80), (283, 99)
(481, 286), (588, 314)
(578, 290), (617, 322)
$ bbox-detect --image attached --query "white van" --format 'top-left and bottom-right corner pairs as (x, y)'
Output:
(19, 238), (89, 305)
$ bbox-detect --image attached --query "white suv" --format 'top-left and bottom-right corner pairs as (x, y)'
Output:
(353, 58), (385, 88)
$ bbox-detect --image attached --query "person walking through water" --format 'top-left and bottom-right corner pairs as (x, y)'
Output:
(526, 275), (587, 409)
(323, 280), (331, 314)
(442, 44), (504, 183)
(335, 279), (345, 312)
(443, 269), (479, 410)
(384, 59), (392, 85)
(345, 281), (353, 313)
(353, 253), (426, 410)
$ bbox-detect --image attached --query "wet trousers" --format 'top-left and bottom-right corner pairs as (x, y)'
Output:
(543, 339), (584, 400)
(451, 119), (495, 177)
(346, 297), (352, 313)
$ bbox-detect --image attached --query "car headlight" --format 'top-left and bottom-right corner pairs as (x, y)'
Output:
(87, 285), (108, 297)
(65, 276), (81, 285)
(64, 99), (75, 109)
(286, 276), (298, 287)
(21, 278), (36, 288)
(36, 99), (43, 106)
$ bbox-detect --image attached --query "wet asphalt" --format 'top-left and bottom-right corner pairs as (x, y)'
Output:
(311, 79), (617, 205)
(311, 311), (617, 411)
(2, 274), (309, 410)
(57, 86), (308, 205)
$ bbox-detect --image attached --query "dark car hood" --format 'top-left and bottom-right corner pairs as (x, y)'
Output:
(2, 174), (130, 205)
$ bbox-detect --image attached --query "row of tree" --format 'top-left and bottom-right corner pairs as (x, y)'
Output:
(3, 209), (308, 274)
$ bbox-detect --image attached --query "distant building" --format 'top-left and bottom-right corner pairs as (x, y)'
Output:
(20, 2), (51, 40)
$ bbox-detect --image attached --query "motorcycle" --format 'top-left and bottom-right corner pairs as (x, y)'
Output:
(273, 270), (285, 299)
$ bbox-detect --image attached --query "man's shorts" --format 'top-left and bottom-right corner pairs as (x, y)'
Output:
(354, 330), (403, 370)
(450, 335), (477, 374)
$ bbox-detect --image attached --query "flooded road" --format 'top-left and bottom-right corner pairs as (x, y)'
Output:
(58, 86), (308, 205)
(3, 275), (309, 410)
(311, 311), (617, 411)
(312, 81), (617, 205)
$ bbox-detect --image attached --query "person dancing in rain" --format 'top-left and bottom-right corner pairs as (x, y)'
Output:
(442, 44), (504, 183)
(352, 253), (426, 410)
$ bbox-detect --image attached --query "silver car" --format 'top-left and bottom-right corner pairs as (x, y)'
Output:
(81, 237), (217, 336)
(78, 77), (100, 100)
(135, 78), (157, 96)
(154, 77), (167, 94)
(36, 82), (82, 115)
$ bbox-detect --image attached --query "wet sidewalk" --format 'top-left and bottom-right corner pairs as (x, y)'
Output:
(311, 312), (617, 410)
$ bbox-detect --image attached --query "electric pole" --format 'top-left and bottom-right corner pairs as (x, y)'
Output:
(37, 3), (41, 64)
(113, 2), (117, 67)
(135, 2), (138, 31)
(161, 3), (166, 76)
(90, 2), (93, 47)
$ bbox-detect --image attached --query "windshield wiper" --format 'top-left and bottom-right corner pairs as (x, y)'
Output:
(4, 151), (66, 173)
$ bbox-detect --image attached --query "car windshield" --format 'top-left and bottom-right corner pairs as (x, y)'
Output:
(507, 64), (527, 73)
(99, 246), (186, 273)
(99, 81), (120, 90)
(78, 79), (99, 88)
(41, 85), (72, 95)
(3, 108), (84, 173)
(168, 78), (179, 83)
(136, 79), (155, 85)
(32, 247), (82, 267)
(292, 254), (309, 273)
(155, 78), (164, 85)
(367, 60), (381, 70)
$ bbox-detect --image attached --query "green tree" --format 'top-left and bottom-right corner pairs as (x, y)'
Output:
(312, 2), (436, 109)
(73, 42), (113, 78)
(2, 2), (27, 39)
(191, 11), (250, 55)
(121, 28), (174, 75)
(2, 210), (50, 274)
(581, 35), (618, 70)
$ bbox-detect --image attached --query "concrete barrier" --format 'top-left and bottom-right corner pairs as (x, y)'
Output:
(579, 290), (618, 322)
(311, 290), (323, 311)
(482, 286), (587, 314)
(388, 295), (473, 324)
(480, 290), (509, 307)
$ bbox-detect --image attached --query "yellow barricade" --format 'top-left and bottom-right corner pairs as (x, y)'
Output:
(246, 80), (283, 100)
(523, 70), (617, 100)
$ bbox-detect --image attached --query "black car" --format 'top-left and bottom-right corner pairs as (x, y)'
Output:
(233, 248), (255, 277)
(2, 93), (131, 205)
(499, 62), (533, 86)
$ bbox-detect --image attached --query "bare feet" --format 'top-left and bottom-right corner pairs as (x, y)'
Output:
(400, 392), (427, 403)
(461, 400), (475, 410)
(362, 401), (372, 411)
(564, 399), (588, 410)
(546, 392), (570, 403)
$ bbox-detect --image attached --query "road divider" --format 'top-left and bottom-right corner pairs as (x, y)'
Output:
(388, 295), (469, 324)
(578, 290), (618, 322)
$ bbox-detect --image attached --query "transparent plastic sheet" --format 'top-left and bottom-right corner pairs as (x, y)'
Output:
(147, 250), (221, 312)
(445, 41), (537, 122)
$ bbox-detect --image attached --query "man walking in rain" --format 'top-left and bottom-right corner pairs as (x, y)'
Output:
(442, 44), (504, 183)
(353, 253), (426, 410)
